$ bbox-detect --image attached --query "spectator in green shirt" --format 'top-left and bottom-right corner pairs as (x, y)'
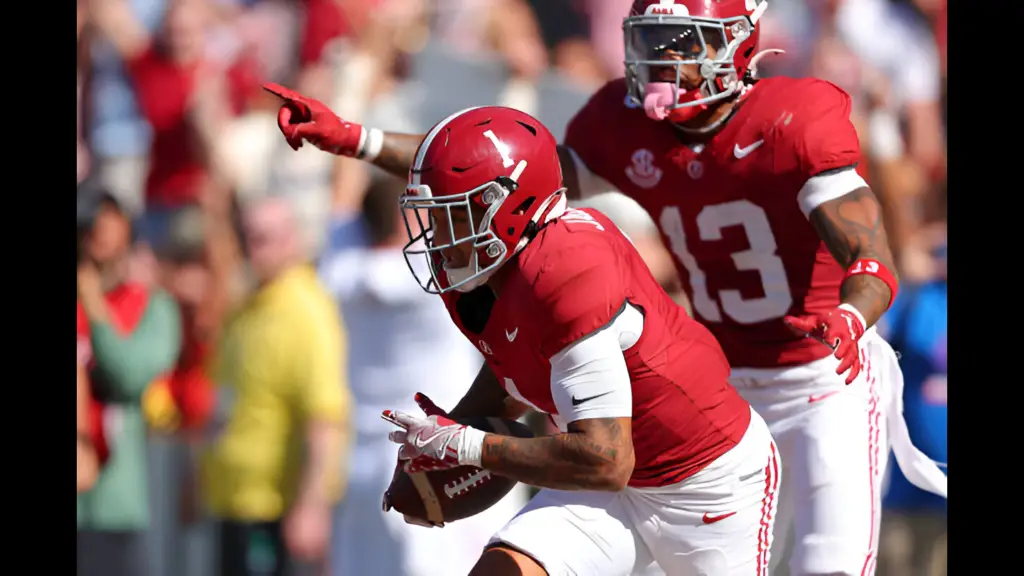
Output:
(76, 178), (182, 576)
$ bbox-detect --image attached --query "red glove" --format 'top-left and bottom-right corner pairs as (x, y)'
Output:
(261, 82), (367, 156)
(785, 304), (867, 385)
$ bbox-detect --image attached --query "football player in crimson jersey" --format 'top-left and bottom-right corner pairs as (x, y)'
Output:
(363, 105), (783, 575)
(262, 3), (944, 573)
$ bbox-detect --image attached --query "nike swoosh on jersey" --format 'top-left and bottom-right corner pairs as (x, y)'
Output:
(733, 139), (764, 159)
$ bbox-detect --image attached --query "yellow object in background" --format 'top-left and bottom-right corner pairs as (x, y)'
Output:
(143, 377), (181, 433)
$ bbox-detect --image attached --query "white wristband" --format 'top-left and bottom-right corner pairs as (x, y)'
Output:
(457, 427), (487, 467)
(357, 126), (385, 162)
(838, 303), (868, 331)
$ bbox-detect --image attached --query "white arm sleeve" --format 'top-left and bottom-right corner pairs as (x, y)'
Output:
(567, 146), (617, 201)
(796, 167), (869, 219)
(549, 303), (644, 423)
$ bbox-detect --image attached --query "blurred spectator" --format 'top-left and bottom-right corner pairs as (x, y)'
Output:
(431, 0), (548, 82)
(89, 0), (257, 250)
(79, 0), (94, 184)
(835, 0), (946, 181)
(524, 0), (607, 87)
(148, 205), (221, 434)
(76, 179), (183, 576)
(876, 227), (947, 576)
(84, 0), (166, 214)
(201, 195), (353, 576)
(319, 173), (525, 576)
(579, 0), (632, 80)
(908, 0), (946, 80)
(215, 0), (363, 258)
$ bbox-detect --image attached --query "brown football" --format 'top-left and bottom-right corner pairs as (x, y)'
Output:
(385, 416), (534, 525)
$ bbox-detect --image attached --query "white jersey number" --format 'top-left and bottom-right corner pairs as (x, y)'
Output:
(659, 200), (793, 324)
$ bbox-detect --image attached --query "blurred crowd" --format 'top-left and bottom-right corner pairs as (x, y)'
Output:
(75, 0), (947, 575)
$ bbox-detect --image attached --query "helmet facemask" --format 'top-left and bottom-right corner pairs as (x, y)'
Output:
(401, 179), (512, 294)
(624, 14), (755, 124)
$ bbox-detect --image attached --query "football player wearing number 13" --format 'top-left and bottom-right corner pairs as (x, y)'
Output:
(266, 98), (782, 573)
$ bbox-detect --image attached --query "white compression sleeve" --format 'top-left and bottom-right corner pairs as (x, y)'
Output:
(549, 304), (644, 422)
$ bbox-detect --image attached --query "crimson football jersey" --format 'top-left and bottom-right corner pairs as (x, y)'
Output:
(440, 207), (751, 487)
(565, 77), (863, 368)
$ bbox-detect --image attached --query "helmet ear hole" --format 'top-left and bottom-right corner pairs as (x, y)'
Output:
(512, 196), (535, 216)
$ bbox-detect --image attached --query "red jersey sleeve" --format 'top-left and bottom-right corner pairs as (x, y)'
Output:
(773, 79), (861, 179)
(563, 79), (629, 185)
(532, 241), (629, 359)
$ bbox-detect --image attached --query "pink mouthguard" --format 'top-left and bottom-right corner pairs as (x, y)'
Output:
(643, 82), (681, 121)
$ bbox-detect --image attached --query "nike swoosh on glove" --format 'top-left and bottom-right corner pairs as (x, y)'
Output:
(383, 406), (487, 471)
(262, 82), (363, 155)
(785, 304), (867, 385)
(392, 393), (453, 462)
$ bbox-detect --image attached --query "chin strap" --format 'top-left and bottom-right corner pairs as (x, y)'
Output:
(746, 48), (786, 83)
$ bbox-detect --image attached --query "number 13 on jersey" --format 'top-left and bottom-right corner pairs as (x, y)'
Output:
(659, 200), (793, 324)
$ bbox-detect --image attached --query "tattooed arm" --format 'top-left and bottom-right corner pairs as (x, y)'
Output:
(481, 417), (635, 491)
(809, 182), (899, 327)
(477, 305), (640, 491)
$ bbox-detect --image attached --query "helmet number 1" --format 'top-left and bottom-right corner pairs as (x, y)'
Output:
(483, 130), (515, 168)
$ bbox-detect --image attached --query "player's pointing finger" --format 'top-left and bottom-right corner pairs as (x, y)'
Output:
(262, 82), (304, 102)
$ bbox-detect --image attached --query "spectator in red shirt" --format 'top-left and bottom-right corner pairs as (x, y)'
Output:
(89, 0), (259, 249)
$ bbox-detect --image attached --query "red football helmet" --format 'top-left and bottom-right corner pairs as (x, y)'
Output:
(624, 0), (780, 125)
(400, 106), (566, 294)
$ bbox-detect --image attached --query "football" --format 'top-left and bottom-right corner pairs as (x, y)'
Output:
(385, 416), (534, 525)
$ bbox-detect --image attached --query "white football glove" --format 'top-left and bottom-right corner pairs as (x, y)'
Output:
(382, 409), (487, 472)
